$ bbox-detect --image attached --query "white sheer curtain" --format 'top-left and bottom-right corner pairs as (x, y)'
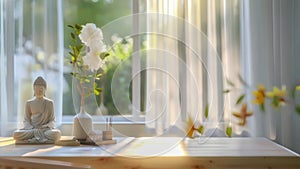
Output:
(145, 0), (300, 154)
(241, 0), (300, 153)
(145, 0), (240, 136)
(0, 0), (63, 136)
(145, 0), (182, 136)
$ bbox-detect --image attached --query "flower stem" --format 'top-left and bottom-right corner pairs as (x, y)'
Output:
(80, 82), (85, 113)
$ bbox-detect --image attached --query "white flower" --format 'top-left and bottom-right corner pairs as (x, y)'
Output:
(83, 51), (105, 72)
(111, 34), (122, 43)
(88, 39), (107, 53)
(79, 23), (107, 71)
(125, 36), (133, 44)
(79, 23), (103, 47)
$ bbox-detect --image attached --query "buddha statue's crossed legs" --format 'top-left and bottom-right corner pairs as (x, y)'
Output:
(13, 128), (61, 143)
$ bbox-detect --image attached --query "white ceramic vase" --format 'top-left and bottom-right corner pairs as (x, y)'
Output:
(72, 107), (93, 140)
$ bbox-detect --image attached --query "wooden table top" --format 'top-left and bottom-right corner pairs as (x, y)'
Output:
(0, 137), (299, 157)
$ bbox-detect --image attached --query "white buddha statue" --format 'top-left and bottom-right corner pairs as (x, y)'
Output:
(13, 76), (61, 143)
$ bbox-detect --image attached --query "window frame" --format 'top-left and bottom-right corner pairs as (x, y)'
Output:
(61, 0), (146, 124)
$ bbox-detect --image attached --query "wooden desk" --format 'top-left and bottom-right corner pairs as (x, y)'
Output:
(1, 137), (299, 169)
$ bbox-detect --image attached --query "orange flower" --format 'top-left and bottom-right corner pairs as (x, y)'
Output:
(185, 115), (205, 138)
(186, 114), (196, 138)
(232, 103), (253, 126)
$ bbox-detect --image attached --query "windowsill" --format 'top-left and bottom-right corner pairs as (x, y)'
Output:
(60, 121), (146, 125)
(62, 115), (146, 124)
(59, 115), (147, 137)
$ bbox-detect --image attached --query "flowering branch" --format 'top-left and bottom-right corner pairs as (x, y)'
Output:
(67, 23), (109, 109)
(225, 75), (300, 127)
(185, 74), (300, 139)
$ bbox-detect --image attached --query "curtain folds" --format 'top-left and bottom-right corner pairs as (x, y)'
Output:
(146, 0), (300, 154)
(241, 0), (300, 153)
(145, 0), (182, 136)
(145, 0), (241, 136)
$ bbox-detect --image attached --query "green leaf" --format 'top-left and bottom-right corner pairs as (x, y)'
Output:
(272, 97), (280, 108)
(87, 74), (94, 78)
(94, 89), (100, 96)
(78, 45), (84, 51)
(291, 88), (296, 99)
(75, 46), (82, 54)
(238, 74), (249, 87)
(68, 52), (74, 57)
(72, 46), (77, 53)
(295, 106), (300, 115)
(96, 73), (102, 78)
(260, 104), (265, 112)
(75, 24), (82, 31)
(71, 56), (76, 61)
(197, 125), (205, 135)
(235, 94), (245, 105)
(204, 103), (209, 119)
(85, 79), (90, 83)
(67, 25), (74, 28)
(226, 126), (233, 137)
(226, 78), (235, 87)
(223, 89), (231, 93)
(100, 52), (110, 60)
(71, 32), (76, 40)
(94, 87), (102, 95)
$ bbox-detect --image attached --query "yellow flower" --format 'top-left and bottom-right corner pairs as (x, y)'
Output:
(266, 86), (286, 98)
(266, 86), (287, 108)
(296, 86), (300, 91)
(252, 85), (266, 105)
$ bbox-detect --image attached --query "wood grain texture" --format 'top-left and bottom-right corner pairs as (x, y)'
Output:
(0, 157), (91, 169)
(43, 156), (300, 169)
(0, 137), (299, 169)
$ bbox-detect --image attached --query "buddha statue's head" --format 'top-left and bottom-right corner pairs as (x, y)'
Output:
(33, 76), (47, 97)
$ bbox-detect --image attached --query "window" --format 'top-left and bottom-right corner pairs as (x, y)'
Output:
(0, 0), (147, 134)
(2, 1), (300, 155)
(0, 0), (239, 135)
(62, 0), (147, 123)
